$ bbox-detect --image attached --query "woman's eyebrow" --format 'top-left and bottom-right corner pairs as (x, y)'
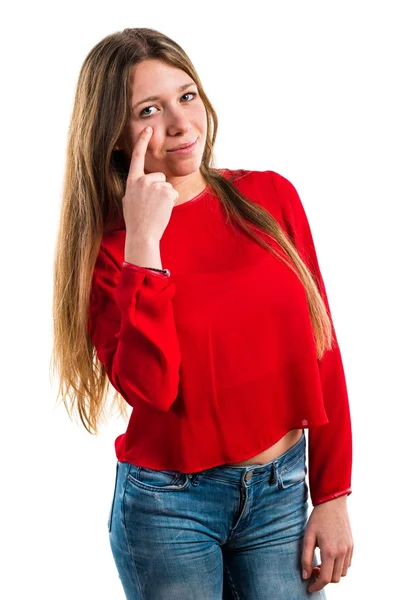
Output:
(132, 83), (197, 110)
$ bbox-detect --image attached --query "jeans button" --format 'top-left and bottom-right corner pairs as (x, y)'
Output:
(245, 472), (253, 482)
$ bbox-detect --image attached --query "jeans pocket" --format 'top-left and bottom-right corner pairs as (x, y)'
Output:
(278, 457), (307, 490)
(127, 465), (184, 492)
(107, 462), (119, 533)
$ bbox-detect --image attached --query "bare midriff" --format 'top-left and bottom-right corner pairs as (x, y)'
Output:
(225, 428), (304, 466)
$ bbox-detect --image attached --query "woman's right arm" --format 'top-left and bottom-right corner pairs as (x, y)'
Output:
(87, 242), (181, 413)
(124, 235), (163, 270)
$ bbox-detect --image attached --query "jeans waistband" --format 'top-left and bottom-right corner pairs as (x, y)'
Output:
(118, 431), (306, 489)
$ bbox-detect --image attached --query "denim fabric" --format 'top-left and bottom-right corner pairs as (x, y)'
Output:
(107, 431), (327, 599)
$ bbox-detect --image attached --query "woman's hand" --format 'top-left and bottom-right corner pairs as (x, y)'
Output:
(122, 126), (179, 244)
(301, 495), (354, 593)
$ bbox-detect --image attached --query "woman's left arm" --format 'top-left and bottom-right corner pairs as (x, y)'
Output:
(271, 170), (353, 505)
(270, 171), (354, 592)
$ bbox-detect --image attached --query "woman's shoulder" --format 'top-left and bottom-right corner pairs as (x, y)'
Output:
(217, 167), (280, 187)
(219, 167), (284, 203)
(220, 168), (300, 211)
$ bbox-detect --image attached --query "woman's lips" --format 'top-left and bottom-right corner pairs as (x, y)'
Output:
(167, 138), (198, 154)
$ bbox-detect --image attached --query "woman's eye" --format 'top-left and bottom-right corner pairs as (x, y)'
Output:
(181, 92), (196, 102)
(140, 106), (157, 118)
(139, 92), (197, 118)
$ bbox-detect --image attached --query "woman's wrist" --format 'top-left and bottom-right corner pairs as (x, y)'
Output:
(124, 236), (162, 270)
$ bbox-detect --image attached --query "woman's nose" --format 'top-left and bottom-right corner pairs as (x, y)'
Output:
(166, 109), (192, 135)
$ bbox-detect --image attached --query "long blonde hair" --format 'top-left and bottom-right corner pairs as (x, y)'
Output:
(50, 27), (333, 435)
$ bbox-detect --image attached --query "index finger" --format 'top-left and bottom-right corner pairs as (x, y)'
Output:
(128, 126), (153, 181)
(308, 559), (332, 593)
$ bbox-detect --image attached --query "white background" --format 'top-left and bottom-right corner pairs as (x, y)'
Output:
(1, 1), (398, 598)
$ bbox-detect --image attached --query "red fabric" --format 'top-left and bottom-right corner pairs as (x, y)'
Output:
(88, 168), (352, 506)
(121, 262), (170, 278)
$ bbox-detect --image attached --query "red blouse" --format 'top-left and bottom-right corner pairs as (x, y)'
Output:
(88, 168), (353, 506)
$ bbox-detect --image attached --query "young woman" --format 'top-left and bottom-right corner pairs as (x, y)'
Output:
(52, 27), (353, 599)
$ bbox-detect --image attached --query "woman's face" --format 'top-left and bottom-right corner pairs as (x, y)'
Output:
(118, 59), (208, 179)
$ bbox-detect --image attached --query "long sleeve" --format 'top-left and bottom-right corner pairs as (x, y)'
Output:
(271, 171), (353, 506)
(87, 244), (181, 413)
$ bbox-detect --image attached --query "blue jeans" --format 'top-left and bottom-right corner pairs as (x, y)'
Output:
(107, 431), (327, 599)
